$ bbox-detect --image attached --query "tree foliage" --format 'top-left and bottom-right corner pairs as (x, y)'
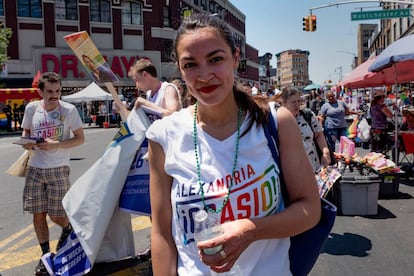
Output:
(0, 22), (12, 71)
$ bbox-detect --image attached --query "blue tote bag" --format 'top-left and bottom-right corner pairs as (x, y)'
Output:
(264, 103), (337, 276)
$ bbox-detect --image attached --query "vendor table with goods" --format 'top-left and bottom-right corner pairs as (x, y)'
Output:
(317, 136), (409, 216)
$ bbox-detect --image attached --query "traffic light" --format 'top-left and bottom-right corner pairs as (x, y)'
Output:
(310, 15), (317, 32)
(302, 16), (310, 31)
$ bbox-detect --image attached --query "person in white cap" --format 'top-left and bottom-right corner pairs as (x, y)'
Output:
(402, 107), (414, 131)
(370, 89), (393, 153)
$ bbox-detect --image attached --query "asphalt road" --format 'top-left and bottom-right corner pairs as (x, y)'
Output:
(1, 127), (413, 275)
(0, 126), (151, 276)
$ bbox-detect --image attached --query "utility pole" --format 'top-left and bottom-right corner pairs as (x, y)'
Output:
(336, 51), (357, 69)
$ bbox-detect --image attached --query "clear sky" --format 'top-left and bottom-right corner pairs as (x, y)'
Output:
(230, 0), (381, 85)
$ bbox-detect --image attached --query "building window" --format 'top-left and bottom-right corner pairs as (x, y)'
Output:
(163, 6), (170, 27)
(162, 40), (173, 62)
(0, 1), (3, 16)
(56, 0), (78, 20)
(122, 1), (142, 25)
(90, 0), (111, 23)
(18, 0), (42, 18)
(201, 0), (207, 10)
(209, 2), (216, 13)
(193, 0), (199, 5)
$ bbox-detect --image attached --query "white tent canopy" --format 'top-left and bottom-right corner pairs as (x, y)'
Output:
(62, 82), (113, 103)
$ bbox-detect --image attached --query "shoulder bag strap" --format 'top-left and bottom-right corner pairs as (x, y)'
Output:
(264, 102), (290, 205)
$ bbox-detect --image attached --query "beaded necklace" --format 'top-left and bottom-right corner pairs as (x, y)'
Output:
(193, 101), (242, 213)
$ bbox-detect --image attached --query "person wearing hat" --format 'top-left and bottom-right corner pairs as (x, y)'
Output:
(402, 107), (414, 131)
(370, 89), (394, 153)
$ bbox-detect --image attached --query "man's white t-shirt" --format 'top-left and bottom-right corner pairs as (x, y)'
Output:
(21, 100), (83, 168)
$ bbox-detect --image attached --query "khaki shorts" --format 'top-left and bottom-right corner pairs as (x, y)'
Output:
(23, 166), (70, 217)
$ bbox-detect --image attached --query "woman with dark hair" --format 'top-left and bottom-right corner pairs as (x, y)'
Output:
(277, 87), (331, 172)
(370, 89), (394, 153)
(320, 91), (361, 151)
(145, 13), (320, 275)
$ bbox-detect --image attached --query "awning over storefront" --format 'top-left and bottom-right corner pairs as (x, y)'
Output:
(0, 88), (38, 93)
(0, 88), (39, 103)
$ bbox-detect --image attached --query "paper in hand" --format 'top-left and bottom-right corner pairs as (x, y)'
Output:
(13, 137), (44, 145)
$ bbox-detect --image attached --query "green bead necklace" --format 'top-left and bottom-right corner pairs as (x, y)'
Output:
(193, 101), (242, 214)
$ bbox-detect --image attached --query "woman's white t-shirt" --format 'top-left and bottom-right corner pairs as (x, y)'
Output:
(146, 108), (291, 276)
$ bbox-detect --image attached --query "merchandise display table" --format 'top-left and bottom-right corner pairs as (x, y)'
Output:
(330, 151), (405, 215)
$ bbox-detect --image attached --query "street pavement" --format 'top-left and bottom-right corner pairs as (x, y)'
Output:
(310, 144), (414, 276)
(1, 126), (413, 275)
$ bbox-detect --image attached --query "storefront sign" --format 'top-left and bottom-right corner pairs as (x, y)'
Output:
(33, 48), (161, 82)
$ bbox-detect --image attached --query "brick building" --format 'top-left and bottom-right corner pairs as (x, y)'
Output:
(275, 49), (310, 90)
(0, 0), (259, 100)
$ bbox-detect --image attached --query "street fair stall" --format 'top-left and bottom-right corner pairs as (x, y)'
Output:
(324, 136), (406, 216)
(369, 34), (414, 164)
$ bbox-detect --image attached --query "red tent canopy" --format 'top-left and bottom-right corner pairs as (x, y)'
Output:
(340, 57), (397, 88)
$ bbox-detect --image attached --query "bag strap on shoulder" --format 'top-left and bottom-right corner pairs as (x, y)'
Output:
(300, 108), (313, 129)
(264, 102), (290, 205)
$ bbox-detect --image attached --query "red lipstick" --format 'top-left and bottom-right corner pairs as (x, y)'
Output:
(198, 85), (219, 93)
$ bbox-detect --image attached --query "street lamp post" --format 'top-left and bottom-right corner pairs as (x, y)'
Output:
(335, 66), (343, 82)
(336, 50), (357, 69)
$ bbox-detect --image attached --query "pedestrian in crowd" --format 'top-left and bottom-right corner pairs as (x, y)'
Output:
(97, 101), (107, 127)
(13, 103), (20, 131)
(251, 83), (259, 96)
(183, 89), (196, 107)
(171, 78), (197, 108)
(127, 58), (182, 117)
(171, 78), (190, 108)
(402, 107), (414, 131)
(310, 91), (325, 116)
(146, 13), (320, 275)
(319, 90), (361, 151)
(265, 88), (274, 97)
(402, 87), (412, 107)
(3, 100), (13, 132)
(17, 101), (26, 130)
(242, 82), (252, 95)
(370, 89), (394, 153)
(20, 72), (85, 275)
(98, 101), (107, 116)
(86, 101), (93, 126)
(359, 95), (371, 123)
(277, 87), (331, 172)
(111, 100), (121, 127)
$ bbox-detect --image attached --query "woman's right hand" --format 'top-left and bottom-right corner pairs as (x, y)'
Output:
(197, 219), (254, 273)
(321, 148), (332, 167)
